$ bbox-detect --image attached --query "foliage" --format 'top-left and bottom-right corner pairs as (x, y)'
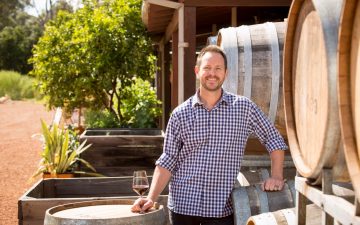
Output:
(85, 78), (162, 128)
(31, 119), (99, 178)
(0, 70), (41, 100)
(0, 0), (29, 30)
(120, 78), (162, 128)
(30, 0), (157, 126)
(84, 109), (121, 128)
(0, 12), (43, 74)
(0, 0), (73, 74)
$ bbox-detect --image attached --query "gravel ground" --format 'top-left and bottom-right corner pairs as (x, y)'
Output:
(0, 100), (54, 225)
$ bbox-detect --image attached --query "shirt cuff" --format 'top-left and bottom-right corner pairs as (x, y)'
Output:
(265, 138), (288, 152)
(155, 152), (177, 172)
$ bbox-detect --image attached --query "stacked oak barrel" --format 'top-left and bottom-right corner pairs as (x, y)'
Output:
(283, 0), (359, 198)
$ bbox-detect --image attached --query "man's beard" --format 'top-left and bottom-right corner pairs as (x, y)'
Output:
(201, 77), (224, 91)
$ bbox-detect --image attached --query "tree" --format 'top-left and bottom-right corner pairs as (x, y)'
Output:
(30, 0), (157, 126)
(0, 0), (29, 30)
(0, 0), (73, 74)
(0, 12), (42, 74)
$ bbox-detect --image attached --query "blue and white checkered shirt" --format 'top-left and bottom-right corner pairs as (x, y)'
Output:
(156, 89), (287, 218)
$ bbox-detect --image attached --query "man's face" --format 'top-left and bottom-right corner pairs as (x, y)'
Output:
(195, 51), (227, 92)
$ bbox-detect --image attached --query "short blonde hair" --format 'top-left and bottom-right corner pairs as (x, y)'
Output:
(196, 45), (227, 70)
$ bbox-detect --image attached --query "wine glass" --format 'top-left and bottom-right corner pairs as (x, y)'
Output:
(133, 170), (149, 213)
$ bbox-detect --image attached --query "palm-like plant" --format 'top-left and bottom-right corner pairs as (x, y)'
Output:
(32, 120), (98, 178)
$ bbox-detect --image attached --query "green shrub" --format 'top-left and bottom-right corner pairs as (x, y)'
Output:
(120, 78), (162, 128)
(84, 77), (162, 128)
(0, 70), (41, 100)
(84, 109), (121, 128)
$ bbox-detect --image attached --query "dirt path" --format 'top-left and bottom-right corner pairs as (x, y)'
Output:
(0, 100), (54, 225)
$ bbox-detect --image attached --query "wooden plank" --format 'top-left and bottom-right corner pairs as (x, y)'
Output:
(91, 166), (156, 177)
(163, 42), (171, 127)
(295, 176), (360, 225)
(43, 179), (57, 198)
(164, 9), (178, 44)
(182, 0), (292, 7)
(171, 30), (179, 110)
(296, 190), (307, 225)
(183, 6), (196, 101)
(82, 146), (163, 156)
(82, 128), (163, 136)
(81, 136), (164, 147)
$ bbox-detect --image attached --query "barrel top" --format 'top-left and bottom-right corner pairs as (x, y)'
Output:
(52, 204), (160, 219)
(47, 199), (164, 220)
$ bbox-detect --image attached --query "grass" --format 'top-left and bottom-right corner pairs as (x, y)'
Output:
(0, 70), (41, 100)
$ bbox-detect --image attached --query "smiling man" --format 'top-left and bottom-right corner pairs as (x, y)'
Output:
(132, 45), (287, 225)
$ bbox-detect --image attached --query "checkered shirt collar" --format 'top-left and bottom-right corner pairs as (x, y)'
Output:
(191, 88), (230, 108)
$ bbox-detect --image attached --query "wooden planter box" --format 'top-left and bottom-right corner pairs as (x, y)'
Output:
(18, 177), (169, 225)
(79, 128), (164, 177)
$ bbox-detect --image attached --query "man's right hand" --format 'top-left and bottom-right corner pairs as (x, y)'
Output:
(131, 197), (154, 213)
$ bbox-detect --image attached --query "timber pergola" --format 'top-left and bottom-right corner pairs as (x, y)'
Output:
(141, 0), (291, 129)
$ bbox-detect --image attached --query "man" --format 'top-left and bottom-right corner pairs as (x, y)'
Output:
(131, 45), (287, 225)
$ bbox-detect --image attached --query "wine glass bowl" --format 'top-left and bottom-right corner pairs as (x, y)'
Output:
(133, 170), (149, 197)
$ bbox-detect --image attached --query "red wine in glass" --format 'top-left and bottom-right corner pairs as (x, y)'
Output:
(132, 170), (149, 197)
(133, 170), (149, 213)
(133, 184), (149, 196)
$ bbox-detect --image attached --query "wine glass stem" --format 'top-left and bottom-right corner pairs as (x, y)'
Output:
(140, 195), (144, 214)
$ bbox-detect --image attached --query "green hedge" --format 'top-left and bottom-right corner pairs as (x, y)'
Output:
(0, 70), (41, 100)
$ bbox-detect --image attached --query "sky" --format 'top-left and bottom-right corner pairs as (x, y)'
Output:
(25, 0), (82, 17)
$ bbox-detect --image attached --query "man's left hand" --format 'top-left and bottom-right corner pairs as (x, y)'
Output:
(262, 177), (285, 191)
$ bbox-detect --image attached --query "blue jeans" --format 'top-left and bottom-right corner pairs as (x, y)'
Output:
(169, 210), (234, 225)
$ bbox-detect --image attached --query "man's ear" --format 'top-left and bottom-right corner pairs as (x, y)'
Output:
(194, 66), (199, 78)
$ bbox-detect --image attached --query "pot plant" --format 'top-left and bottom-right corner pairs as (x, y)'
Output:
(31, 119), (100, 179)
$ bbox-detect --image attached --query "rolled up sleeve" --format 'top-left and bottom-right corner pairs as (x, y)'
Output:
(156, 113), (182, 173)
(249, 101), (288, 153)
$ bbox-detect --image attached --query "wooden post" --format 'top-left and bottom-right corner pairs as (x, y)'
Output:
(156, 46), (163, 129)
(163, 42), (171, 128)
(183, 6), (196, 101)
(296, 180), (307, 225)
(212, 24), (217, 36)
(171, 31), (179, 110)
(322, 169), (334, 225)
(231, 7), (237, 27)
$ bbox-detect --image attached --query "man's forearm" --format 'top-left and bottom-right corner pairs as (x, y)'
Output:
(147, 165), (171, 202)
(270, 150), (284, 179)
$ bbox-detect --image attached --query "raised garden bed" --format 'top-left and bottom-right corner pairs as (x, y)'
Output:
(18, 177), (169, 225)
(79, 128), (164, 176)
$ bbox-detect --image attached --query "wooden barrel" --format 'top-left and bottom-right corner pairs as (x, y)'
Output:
(217, 22), (286, 136)
(232, 181), (296, 225)
(207, 36), (217, 45)
(283, 0), (349, 184)
(238, 167), (296, 187)
(44, 199), (166, 225)
(246, 204), (321, 225)
(338, 0), (360, 201)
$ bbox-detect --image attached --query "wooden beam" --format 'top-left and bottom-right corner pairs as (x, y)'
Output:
(171, 31), (179, 110)
(231, 7), (237, 27)
(163, 42), (171, 127)
(164, 9), (179, 44)
(156, 46), (163, 129)
(183, 6), (196, 101)
(147, 0), (182, 9)
(182, 0), (292, 7)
